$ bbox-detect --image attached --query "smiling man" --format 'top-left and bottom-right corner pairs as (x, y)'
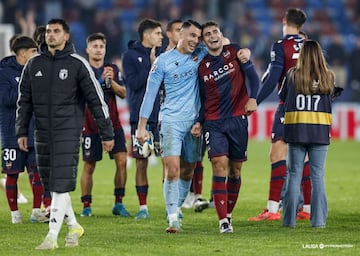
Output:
(198, 21), (259, 233)
(136, 20), (251, 233)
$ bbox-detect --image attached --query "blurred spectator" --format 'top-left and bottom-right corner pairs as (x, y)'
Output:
(326, 34), (347, 89)
(349, 37), (360, 101)
(65, 9), (87, 56)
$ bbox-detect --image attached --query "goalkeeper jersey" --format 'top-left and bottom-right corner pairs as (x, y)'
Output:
(140, 46), (208, 122)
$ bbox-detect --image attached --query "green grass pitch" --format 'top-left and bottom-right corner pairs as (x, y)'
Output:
(0, 140), (359, 255)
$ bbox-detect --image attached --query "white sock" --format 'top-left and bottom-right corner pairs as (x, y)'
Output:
(47, 192), (68, 239)
(303, 204), (311, 214)
(267, 200), (280, 213)
(11, 210), (21, 217)
(139, 205), (148, 211)
(219, 218), (228, 225)
(32, 208), (40, 214)
(64, 196), (79, 228)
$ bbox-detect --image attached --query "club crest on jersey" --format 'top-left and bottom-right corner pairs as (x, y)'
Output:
(222, 50), (230, 58)
(205, 62), (210, 68)
(138, 57), (143, 63)
(59, 69), (68, 80)
(15, 77), (20, 83)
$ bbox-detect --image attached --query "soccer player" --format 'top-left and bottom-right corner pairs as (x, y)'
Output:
(248, 8), (310, 221)
(0, 36), (48, 224)
(16, 18), (114, 249)
(80, 32), (128, 217)
(280, 40), (337, 228)
(163, 19), (209, 211)
(122, 19), (163, 219)
(198, 21), (259, 233)
(136, 19), (251, 232)
(0, 34), (29, 206)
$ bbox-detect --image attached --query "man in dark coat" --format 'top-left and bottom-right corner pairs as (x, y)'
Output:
(16, 18), (114, 250)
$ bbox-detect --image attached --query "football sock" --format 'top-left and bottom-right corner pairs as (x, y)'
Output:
(114, 188), (125, 204)
(178, 178), (191, 207)
(43, 190), (52, 209)
(268, 160), (287, 210)
(163, 179), (179, 216)
(48, 192), (68, 239)
(64, 194), (79, 228)
(81, 195), (92, 208)
(193, 161), (203, 195)
(227, 176), (241, 214)
(212, 176), (227, 220)
(136, 185), (148, 206)
(302, 161), (311, 205)
(139, 205), (148, 211)
(30, 171), (43, 209)
(267, 200), (280, 213)
(6, 174), (18, 211)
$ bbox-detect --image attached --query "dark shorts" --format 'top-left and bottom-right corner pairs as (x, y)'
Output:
(271, 104), (285, 143)
(203, 115), (248, 162)
(82, 128), (127, 162)
(1, 147), (37, 175)
(130, 122), (160, 159)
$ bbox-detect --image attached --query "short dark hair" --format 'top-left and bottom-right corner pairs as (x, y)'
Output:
(285, 8), (307, 28)
(166, 19), (182, 32)
(33, 25), (46, 46)
(47, 18), (70, 34)
(87, 32), (106, 45)
(181, 19), (202, 30)
(201, 21), (219, 31)
(11, 36), (38, 54)
(9, 34), (20, 52)
(138, 19), (162, 41)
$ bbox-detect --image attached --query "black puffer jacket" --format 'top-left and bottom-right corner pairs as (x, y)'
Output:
(16, 42), (113, 192)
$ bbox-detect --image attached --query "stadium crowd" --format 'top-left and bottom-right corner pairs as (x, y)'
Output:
(1, 0), (360, 101)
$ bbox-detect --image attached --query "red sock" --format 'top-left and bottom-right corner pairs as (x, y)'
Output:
(136, 185), (148, 205)
(302, 161), (311, 205)
(268, 160), (287, 202)
(227, 177), (241, 214)
(114, 188), (125, 204)
(43, 190), (52, 209)
(193, 161), (203, 195)
(6, 174), (18, 211)
(30, 171), (43, 209)
(81, 195), (92, 208)
(212, 176), (227, 220)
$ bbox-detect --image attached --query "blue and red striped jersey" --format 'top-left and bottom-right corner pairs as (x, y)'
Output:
(257, 34), (303, 104)
(198, 44), (259, 122)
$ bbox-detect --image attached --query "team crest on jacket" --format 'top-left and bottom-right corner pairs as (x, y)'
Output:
(59, 69), (68, 80)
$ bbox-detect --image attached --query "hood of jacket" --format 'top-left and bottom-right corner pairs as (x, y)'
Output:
(0, 55), (23, 71)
